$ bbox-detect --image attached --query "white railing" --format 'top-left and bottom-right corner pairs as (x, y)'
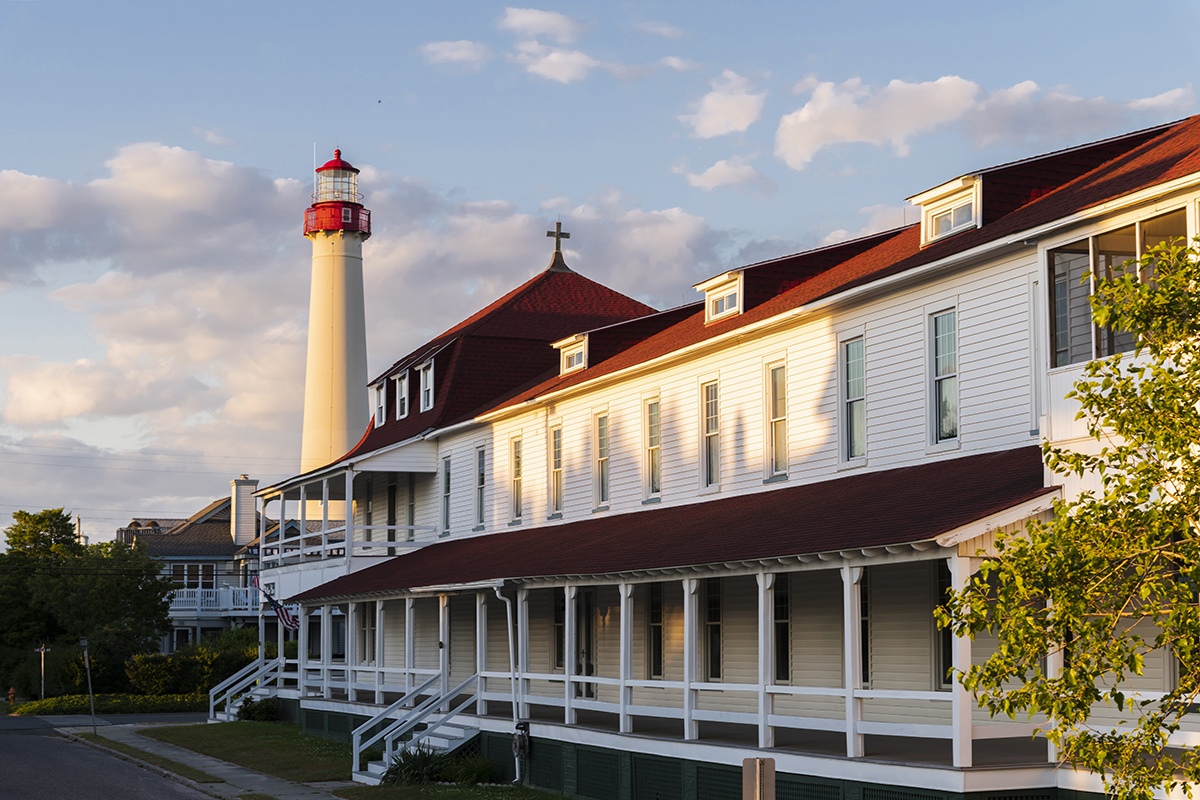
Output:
(170, 587), (258, 613)
(352, 673), (478, 773)
(260, 524), (437, 569)
(208, 656), (298, 719)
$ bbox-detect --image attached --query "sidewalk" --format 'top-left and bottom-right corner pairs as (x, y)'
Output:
(61, 721), (357, 800)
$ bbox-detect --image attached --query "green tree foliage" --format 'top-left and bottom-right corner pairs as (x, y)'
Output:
(940, 238), (1200, 799)
(0, 512), (172, 694)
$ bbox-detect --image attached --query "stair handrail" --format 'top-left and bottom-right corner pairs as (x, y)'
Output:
(352, 672), (441, 769)
(379, 673), (478, 765)
(407, 681), (480, 752)
(209, 657), (283, 719)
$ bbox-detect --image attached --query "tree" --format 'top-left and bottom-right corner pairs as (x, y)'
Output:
(940, 238), (1200, 799)
(0, 512), (172, 694)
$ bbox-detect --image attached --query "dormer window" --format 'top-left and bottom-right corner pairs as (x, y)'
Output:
(910, 176), (980, 246)
(553, 334), (588, 375)
(394, 372), (409, 420)
(373, 384), (386, 427)
(418, 362), (434, 411)
(695, 271), (744, 323)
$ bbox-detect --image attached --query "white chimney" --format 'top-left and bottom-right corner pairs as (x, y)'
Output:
(230, 474), (259, 546)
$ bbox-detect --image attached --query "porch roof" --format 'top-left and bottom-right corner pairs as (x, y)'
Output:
(290, 445), (1051, 603)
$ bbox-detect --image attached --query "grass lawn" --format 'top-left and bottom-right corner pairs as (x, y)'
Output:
(79, 732), (223, 784)
(142, 721), (353, 782)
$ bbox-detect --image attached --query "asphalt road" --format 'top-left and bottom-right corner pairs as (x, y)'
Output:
(0, 714), (211, 800)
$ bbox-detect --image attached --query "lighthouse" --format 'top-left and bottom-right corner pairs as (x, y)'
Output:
(300, 150), (370, 473)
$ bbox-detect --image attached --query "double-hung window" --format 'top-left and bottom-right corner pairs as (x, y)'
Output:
(767, 364), (787, 476)
(645, 400), (661, 497)
(647, 583), (664, 679)
(474, 447), (486, 527)
(405, 474), (415, 542)
(394, 373), (408, 419)
(774, 573), (790, 683)
(931, 310), (958, 443)
(843, 338), (865, 461)
(702, 381), (720, 487)
(373, 384), (386, 427)
(595, 414), (610, 506)
(418, 362), (434, 411)
(510, 438), (523, 521)
(704, 577), (722, 681)
(440, 457), (451, 535)
(550, 427), (564, 514)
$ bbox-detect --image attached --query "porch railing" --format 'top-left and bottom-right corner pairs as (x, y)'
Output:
(170, 587), (258, 613)
(208, 656), (298, 719)
(352, 673), (479, 774)
(260, 523), (437, 569)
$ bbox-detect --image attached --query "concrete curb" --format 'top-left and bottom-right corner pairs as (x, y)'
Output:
(60, 729), (235, 800)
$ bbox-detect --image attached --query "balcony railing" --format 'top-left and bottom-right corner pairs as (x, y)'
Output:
(170, 587), (258, 614)
(261, 524), (436, 569)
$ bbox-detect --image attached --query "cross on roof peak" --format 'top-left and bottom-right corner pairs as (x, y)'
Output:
(546, 221), (570, 253)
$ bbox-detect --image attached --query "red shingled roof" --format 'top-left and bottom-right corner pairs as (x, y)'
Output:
(292, 446), (1050, 602)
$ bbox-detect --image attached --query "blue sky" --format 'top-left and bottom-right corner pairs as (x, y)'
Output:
(1, 1), (1197, 541)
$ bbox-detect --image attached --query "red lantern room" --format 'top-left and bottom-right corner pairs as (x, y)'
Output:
(303, 149), (372, 238)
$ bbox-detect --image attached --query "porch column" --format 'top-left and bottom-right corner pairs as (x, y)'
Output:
(841, 565), (864, 757)
(475, 591), (488, 716)
(298, 607), (309, 693)
(344, 468), (356, 571)
(404, 597), (415, 698)
(564, 585), (577, 725)
(375, 600), (386, 704)
(298, 485), (306, 562)
(321, 478), (330, 551)
(947, 553), (976, 767)
(682, 578), (699, 740)
(1045, 597), (1064, 763)
(619, 582), (633, 733)
(517, 588), (530, 718)
(347, 602), (359, 702)
(439, 594), (450, 709)
(756, 572), (775, 748)
(321, 603), (333, 699)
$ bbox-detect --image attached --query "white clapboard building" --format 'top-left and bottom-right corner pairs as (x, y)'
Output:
(227, 116), (1200, 798)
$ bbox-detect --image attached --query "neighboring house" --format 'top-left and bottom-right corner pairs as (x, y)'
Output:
(119, 475), (261, 651)
(241, 116), (1200, 797)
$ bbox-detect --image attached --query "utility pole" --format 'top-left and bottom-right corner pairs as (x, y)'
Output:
(34, 644), (49, 699)
(79, 637), (96, 735)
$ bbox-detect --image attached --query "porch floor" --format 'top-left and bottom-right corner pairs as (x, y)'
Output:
(486, 705), (1049, 770)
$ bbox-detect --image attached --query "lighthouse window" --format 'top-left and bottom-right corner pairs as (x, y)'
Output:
(342, 208), (352, 224)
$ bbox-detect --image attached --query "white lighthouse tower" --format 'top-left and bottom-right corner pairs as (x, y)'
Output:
(300, 150), (370, 473)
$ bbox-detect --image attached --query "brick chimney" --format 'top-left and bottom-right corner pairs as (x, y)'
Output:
(230, 474), (259, 546)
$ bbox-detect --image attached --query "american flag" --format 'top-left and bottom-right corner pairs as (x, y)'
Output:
(253, 576), (300, 630)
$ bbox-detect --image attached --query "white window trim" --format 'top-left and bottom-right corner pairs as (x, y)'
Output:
(440, 456), (451, 535)
(474, 446), (486, 529)
(912, 177), (980, 246)
(548, 425), (564, 516)
(394, 372), (409, 420)
(644, 397), (662, 499)
(510, 437), (523, 522)
(373, 384), (386, 428)
(837, 327), (867, 469)
(925, 301), (961, 453)
(696, 271), (744, 324)
(594, 413), (610, 509)
(561, 343), (587, 373)
(765, 360), (788, 479)
(699, 378), (721, 490)
(418, 362), (434, 412)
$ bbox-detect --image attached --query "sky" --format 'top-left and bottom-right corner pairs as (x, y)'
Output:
(1, 1), (1197, 543)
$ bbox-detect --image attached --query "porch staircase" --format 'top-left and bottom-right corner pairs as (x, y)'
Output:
(208, 657), (286, 722)
(352, 673), (480, 785)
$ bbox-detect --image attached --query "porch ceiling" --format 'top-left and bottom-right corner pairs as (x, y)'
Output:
(290, 446), (1052, 603)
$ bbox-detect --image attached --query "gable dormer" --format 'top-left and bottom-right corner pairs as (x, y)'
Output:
(695, 270), (744, 323)
(553, 333), (588, 375)
(909, 175), (980, 246)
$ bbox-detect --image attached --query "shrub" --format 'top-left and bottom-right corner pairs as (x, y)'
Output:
(9, 692), (206, 716)
(236, 696), (278, 721)
(446, 753), (496, 785)
(380, 744), (451, 785)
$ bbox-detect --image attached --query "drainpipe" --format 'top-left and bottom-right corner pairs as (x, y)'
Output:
(492, 584), (522, 783)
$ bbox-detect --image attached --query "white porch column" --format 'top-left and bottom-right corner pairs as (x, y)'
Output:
(438, 594), (451, 709)
(1045, 596), (1064, 763)
(841, 565), (864, 757)
(321, 603), (333, 699)
(619, 582), (633, 734)
(375, 600), (386, 704)
(476, 592), (488, 716)
(347, 601), (359, 702)
(564, 585), (577, 725)
(756, 572), (775, 748)
(297, 485), (306, 562)
(517, 587), (530, 718)
(321, 478), (330, 552)
(297, 607), (309, 692)
(404, 597), (415, 698)
(948, 553), (975, 768)
(682, 578), (699, 740)
(344, 468), (356, 571)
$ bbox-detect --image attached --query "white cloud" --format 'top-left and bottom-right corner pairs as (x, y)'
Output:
(499, 7), (584, 44)
(679, 70), (766, 138)
(509, 41), (601, 84)
(660, 56), (695, 72)
(775, 76), (979, 169)
(677, 157), (772, 192)
(420, 40), (492, 69)
(819, 204), (910, 246)
(635, 21), (685, 39)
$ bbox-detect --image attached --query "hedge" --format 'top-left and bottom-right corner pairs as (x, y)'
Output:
(9, 692), (207, 716)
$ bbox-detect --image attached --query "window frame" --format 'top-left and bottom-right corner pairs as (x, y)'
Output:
(405, 474), (416, 542)
(561, 344), (586, 373)
(440, 456), (451, 535)
(510, 437), (523, 521)
(418, 362), (434, 412)
(766, 362), (788, 478)
(840, 333), (866, 465)
(394, 372), (409, 420)
(644, 398), (662, 499)
(373, 384), (386, 427)
(474, 446), (486, 528)
(704, 577), (722, 681)
(647, 582), (664, 680)
(773, 573), (790, 684)
(701, 380), (720, 488)
(549, 426), (564, 515)
(929, 307), (959, 448)
(594, 413), (610, 508)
